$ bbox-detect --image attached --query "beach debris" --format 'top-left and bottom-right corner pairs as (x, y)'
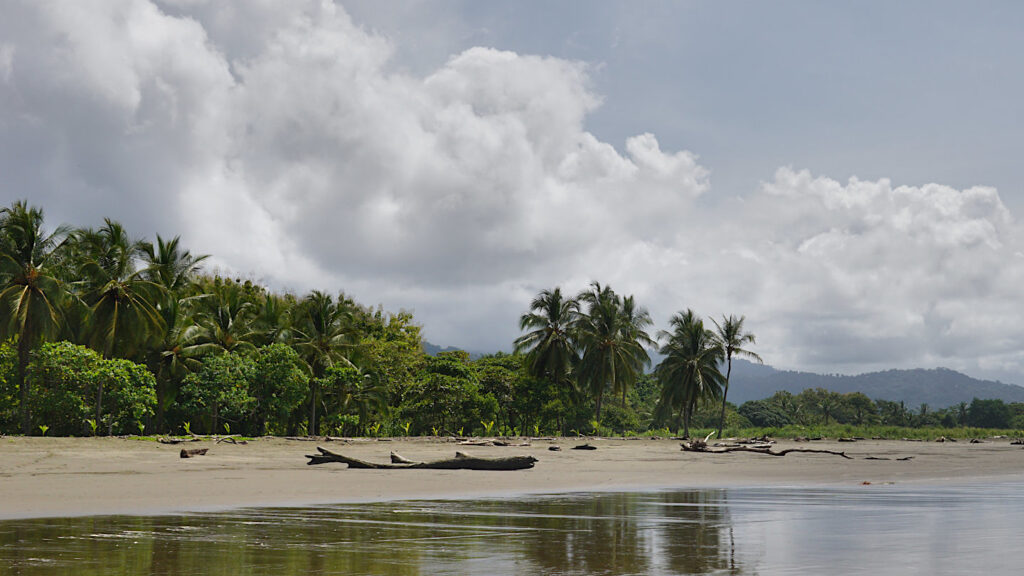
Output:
(970, 438), (985, 444)
(571, 444), (598, 450)
(548, 446), (562, 451)
(158, 437), (201, 445)
(680, 439), (852, 459)
(215, 436), (247, 445)
(180, 448), (208, 458)
(458, 439), (532, 447)
(864, 456), (914, 461)
(838, 438), (858, 443)
(1010, 438), (1024, 445)
(305, 447), (538, 470)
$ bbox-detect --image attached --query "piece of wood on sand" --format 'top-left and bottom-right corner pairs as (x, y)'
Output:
(305, 447), (538, 470)
(180, 448), (208, 458)
(681, 433), (852, 459)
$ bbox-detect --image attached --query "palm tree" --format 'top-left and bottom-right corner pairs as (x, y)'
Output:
(513, 287), (579, 392)
(75, 220), (166, 360)
(73, 220), (166, 424)
(293, 291), (356, 435)
(0, 201), (70, 433)
(574, 282), (651, 422)
(655, 310), (725, 437)
(189, 278), (258, 356)
(711, 315), (761, 439)
(142, 235), (208, 295)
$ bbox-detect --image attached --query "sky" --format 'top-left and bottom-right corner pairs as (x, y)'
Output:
(2, 0), (1023, 382)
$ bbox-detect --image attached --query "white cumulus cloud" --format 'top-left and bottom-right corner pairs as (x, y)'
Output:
(1, 0), (1023, 382)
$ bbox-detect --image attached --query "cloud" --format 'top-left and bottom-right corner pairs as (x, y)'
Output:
(2, 0), (1023, 382)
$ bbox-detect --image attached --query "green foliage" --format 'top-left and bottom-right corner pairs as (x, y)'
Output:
(250, 344), (308, 435)
(180, 353), (255, 434)
(27, 341), (155, 435)
(967, 398), (1011, 428)
(739, 399), (792, 428)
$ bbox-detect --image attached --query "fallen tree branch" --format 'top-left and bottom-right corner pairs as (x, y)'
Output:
(305, 447), (538, 470)
(681, 442), (852, 459)
(180, 448), (208, 458)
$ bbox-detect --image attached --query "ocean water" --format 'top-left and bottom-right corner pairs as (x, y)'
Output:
(2, 484), (1022, 575)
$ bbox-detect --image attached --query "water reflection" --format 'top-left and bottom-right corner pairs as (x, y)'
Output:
(2, 485), (1023, 575)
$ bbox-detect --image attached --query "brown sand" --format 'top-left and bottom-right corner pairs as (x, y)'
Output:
(1, 435), (1022, 519)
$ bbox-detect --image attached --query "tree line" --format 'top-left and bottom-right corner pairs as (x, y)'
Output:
(2, 200), (1020, 437)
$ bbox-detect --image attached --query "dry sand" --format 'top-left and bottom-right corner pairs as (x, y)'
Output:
(2, 435), (1022, 519)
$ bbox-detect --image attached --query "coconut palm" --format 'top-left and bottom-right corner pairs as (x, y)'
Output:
(0, 201), (71, 433)
(655, 310), (725, 437)
(293, 291), (356, 435)
(75, 220), (166, 360)
(711, 314), (761, 439)
(72, 220), (166, 424)
(142, 235), (208, 295)
(574, 282), (652, 422)
(188, 278), (259, 357)
(514, 287), (579, 391)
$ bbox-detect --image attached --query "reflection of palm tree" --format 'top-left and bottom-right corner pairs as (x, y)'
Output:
(655, 310), (725, 437)
(0, 201), (70, 433)
(514, 287), (578, 393)
(711, 315), (761, 439)
(575, 283), (652, 421)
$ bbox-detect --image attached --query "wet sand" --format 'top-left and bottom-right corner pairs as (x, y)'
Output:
(2, 435), (1022, 519)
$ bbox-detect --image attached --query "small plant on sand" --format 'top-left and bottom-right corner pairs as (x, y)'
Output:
(183, 422), (193, 436)
(136, 421), (145, 435)
(431, 426), (440, 436)
(38, 424), (49, 436)
(401, 421), (411, 436)
(368, 422), (382, 437)
(86, 419), (98, 436)
(481, 420), (496, 436)
(457, 426), (464, 437)
(533, 424), (540, 437)
(223, 422), (231, 435)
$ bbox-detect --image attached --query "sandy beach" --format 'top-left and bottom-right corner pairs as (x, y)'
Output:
(2, 435), (1022, 519)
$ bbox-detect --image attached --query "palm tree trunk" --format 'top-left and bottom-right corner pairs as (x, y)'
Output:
(594, 390), (603, 423)
(17, 335), (32, 435)
(309, 380), (319, 436)
(716, 356), (732, 439)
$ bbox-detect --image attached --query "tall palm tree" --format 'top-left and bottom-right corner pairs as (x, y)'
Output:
(75, 220), (166, 360)
(574, 282), (651, 422)
(655, 310), (725, 437)
(293, 291), (355, 435)
(73, 220), (166, 424)
(615, 294), (655, 405)
(514, 287), (579, 392)
(711, 315), (761, 439)
(0, 201), (70, 433)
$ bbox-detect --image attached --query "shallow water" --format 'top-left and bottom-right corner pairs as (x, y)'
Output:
(2, 484), (1022, 575)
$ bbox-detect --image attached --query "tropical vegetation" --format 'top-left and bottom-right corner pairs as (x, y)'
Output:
(1, 200), (1023, 439)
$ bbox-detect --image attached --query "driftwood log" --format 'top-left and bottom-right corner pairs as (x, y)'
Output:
(180, 448), (208, 458)
(305, 447), (538, 470)
(681, 439), (852, 459)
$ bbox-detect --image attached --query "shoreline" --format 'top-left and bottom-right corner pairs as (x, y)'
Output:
(3, 436), (1022, 520)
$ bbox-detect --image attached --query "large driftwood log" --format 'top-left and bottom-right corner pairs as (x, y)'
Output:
(305, 447), (538, 470)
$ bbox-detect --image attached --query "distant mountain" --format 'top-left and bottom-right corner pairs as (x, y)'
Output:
(422, 341), (489, 360)
(726, 359), (1024, 408)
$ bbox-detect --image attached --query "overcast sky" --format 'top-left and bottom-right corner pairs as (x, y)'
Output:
(2, 1), (1023, 382)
